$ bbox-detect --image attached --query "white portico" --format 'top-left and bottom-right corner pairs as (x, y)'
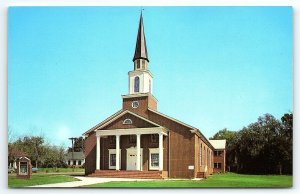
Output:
(95, 127), (168, 171)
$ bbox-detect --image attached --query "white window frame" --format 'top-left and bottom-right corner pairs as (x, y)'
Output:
(108, 149), (121, 169)
(19, 161), (28, 175)
(132, 101), (139, 108)
(149, 148), (160, 170)
(123, 118), (133, 125)
(214, 162), (222, 169)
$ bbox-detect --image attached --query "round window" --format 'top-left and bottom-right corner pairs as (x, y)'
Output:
(132, 101), (139, 108)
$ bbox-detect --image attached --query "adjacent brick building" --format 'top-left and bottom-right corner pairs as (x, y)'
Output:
(83, 13), (226, 179)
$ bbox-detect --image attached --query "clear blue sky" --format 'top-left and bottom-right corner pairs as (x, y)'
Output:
(8, 6), (292, 147)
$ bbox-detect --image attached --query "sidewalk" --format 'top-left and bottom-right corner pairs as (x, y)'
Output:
(29, 176), (154, 188)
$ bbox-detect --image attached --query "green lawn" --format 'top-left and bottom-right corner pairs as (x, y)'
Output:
(8, 174), (80, 188)
(84, 173), (292, 188)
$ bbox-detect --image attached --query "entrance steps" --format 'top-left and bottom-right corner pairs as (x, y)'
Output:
(89, 170), (166, 179)
(196, 172), (207, 179)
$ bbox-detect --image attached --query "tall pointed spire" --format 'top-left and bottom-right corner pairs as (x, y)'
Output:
(133, 12), (149, 62)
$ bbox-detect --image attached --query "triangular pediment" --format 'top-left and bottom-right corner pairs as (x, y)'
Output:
(94, 110), (162, 131)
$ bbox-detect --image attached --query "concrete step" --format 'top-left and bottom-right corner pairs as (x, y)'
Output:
(196, 172), (207, 178)
(89, 170), (164, 179)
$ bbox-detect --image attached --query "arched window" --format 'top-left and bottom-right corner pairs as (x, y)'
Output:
(123, 119), (132, 125)
(134, 76), (140, 92)
(149, 80), (151, 93)
(199, 143), (202, 167)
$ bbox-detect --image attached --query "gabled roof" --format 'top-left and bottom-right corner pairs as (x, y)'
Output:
(209, 140), (226, 149)
(148, 108), (214, 149)
(83, 110), (163, 136)
(83, 109), (123, 136)
(133, 12), (149, 62)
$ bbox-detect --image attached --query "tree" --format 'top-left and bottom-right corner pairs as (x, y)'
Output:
(68, 136), (85, 152)
(210, 128), (238, 171)
(211, 112), (293, 175)
(8, 135), (67, 168)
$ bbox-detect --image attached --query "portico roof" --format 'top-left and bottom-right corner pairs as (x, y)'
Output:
(96, 127), (168, 137)
(83, 110), (164, 136)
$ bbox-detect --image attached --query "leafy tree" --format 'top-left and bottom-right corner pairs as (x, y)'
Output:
(68, 136), (85, 152)
(8, 135), (67, 168)
(210, 128), (238, 171)
(211, 113), (293, 175)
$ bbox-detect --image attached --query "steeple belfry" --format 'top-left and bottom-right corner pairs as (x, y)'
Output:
(133, 12), (149, 70)
(128, 12), (153, 95)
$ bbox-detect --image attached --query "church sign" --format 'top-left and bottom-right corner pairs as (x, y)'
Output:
(16, 157), (32, 179)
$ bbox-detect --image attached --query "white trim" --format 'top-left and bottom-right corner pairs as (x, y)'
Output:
(83, 109), (123, 136)
(149, 148), (160, 170)
(122, 93), (158, 102)
(108, 149), (121, 170)
(96, 127), (168, 137)
(214, 162), (222, 169)
(123, 118), (133, 125)
(126, 147), (143, 171)
(159, 133), (163, 171)
(116, 135), (120, 170)
(96, 136), (100, 170)
(148, 108), (215, 149)
(136, 134), (141, 171)
(19, 161), (29, 175)
(132, 101), (139, 108)
(128, 69), (154, 78)
(148, 108), (198, 132)
(94, 110), (163, 131)
(19, 156), (30, 161)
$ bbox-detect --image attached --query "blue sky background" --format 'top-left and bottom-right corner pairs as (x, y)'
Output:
(8, 6), (292, 147)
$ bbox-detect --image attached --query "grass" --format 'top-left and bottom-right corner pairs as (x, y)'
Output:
(8, 174), (80, 188)
(83, 173), (293, 188)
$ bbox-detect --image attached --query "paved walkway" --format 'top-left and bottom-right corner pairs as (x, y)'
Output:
(29, 176), (155, 188)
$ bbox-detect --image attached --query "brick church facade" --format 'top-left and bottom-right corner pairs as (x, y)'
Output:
(83, 13), (226, 179)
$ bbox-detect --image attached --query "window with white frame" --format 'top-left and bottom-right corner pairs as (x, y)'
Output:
(134, 76), (140, 92)
(149, 148), (159, 170)
(123, 118), (132, 125)
(108, 149), (121, 169)
(132, 101), (139, 108)
(19, 162), (28, 175)
(214, 162), (222, 169)
(214, 150), (222, 156)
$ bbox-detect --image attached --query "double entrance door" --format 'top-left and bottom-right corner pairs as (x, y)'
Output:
(126, 147), (143, 170)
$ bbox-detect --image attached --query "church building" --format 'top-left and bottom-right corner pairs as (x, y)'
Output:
(83, 13), (226, 179)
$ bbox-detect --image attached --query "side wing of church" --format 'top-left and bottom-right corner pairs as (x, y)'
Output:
(83, 13), (226, 179)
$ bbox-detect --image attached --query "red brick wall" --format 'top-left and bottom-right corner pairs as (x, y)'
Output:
(213, 149), (226, 173)
(88, 134), (167, 171)
(84, 95), (216, 178)
(104, 113), (156, 130)
(122, 95), (157, 118)
(148, 111), (198, 178)
(84, 132), (96, 175)
(122, 96), (149, 118)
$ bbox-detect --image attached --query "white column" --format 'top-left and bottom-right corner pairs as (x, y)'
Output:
(136, 134), (141, 171)
(116, 135), (120, 171)
(159, 133), (163, 171)
(96, 136), (100, 170)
